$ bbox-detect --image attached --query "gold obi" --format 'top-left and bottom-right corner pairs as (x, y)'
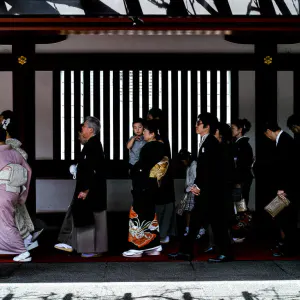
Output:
(149, 156), (169, 186)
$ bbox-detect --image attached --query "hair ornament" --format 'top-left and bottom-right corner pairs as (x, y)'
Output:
(2, 118), (10, 130)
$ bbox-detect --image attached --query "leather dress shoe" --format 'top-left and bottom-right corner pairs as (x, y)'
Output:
(208, 255), (233, 263)
(168, 252), (193, 261)
(204, 246), (215, 253)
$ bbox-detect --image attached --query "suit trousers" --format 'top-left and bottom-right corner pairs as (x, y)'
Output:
(180, 191), (232, 257)
(276, 201), (298, 255)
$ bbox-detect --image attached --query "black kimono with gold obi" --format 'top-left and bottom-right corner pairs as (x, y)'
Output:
(128, 141), (165, 250)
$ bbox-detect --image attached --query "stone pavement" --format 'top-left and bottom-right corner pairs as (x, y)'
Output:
(1, 261), (300, 299)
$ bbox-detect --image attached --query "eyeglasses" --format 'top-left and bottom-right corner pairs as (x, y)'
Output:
(196, 120), (203, 126)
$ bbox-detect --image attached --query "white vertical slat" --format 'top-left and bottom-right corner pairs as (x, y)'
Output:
(71, 71), (75, 160)
(120, 71), (124, 160)
(60, 71), (65, 160)
(178, 70), (182, 152)
(90, 71), (94, 117)
(226, 71), (231, 124)
(168, 70), (172, 155)
(217, 70), (221, 120)
(100, 71), (104, 147)
(129, 70), (133, 137)
(139, 70), (143, 118)
(187, 70), (192, 152)
(110, 71), (114, 160)
(207, 70), (211, 113)
(149, 70), (153, 109)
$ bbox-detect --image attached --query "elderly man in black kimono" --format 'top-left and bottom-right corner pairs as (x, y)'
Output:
(55, 116), (107, 258)
(169, 112), (233, 262)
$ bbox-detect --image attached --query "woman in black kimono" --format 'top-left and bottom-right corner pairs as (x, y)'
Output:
(147, 108), (176, 244)
(123, 120), (166, 258)
(231, 119), (254, 207)
(231, 119), (254, 243)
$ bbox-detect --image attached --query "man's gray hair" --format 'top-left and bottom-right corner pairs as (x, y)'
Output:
(85, 116), (100, 136)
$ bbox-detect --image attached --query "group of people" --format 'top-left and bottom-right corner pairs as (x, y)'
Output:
(169, 114), (300, 261)
(0, 106), (299, 262)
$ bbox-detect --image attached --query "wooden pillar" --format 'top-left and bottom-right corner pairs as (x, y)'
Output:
(12, 40), (36, 219)
(254, 42), (277, 215)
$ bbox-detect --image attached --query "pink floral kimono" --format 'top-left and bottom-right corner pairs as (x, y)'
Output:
(0, 145), (32, 254)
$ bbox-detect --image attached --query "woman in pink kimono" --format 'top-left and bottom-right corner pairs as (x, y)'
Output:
(0, 127), (32, 262)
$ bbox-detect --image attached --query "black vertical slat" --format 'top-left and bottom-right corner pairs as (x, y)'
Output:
(294, 70), (300, 114)
(142, 70), (149, 119)
(123, 70), (130, 161)
(53, 70), (61, 160)
(210, 70), (217, 118)
(181, 70), (188, 150)
(103, 70), (110, 159)
(220, 70), (227, 124)
(113, 70), (120, 160)
(161, 70), (169, 137)
(200, 70), (207, 114)
(64, 70), (72, 161)
(152, 69), (159, 109)
(133, 69), (140, 120)
(231, 70), (239, 122)
(171, 70), (178, 158)
(74, 70), (81, 159)
(94, 70), (100, 120)
(191, 70), (198, 157)
(84, 70), (90, 118)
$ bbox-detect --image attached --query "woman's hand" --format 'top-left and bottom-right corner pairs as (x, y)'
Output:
(78, 190), (89, 200)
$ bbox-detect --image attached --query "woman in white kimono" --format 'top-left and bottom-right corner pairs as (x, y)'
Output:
(0, 127), (32, 262)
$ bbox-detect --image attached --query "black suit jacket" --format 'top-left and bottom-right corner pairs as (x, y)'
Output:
(275, 131), (297, 199)
(194, 134), (224, 194)
(72, 135), (107, 227)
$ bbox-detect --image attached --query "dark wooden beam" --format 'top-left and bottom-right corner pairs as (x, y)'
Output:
(254, 42), (278, 215)
(1, 17), (300, 31)
(12, 40), (36, 219)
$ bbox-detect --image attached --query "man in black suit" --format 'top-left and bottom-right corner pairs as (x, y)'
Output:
(169, 113), (232, 262)
(263, 120), (298, 256)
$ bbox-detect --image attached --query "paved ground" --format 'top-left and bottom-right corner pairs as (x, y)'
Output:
(1, 280), (300, 300)
(1, 261), (300, 299)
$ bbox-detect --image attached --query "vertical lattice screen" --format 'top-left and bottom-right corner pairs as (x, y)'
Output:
(53, 69), (236, 161)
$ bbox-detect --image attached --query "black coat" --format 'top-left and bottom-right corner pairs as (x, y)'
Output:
(193, 134), (226, 222)
(195, 134), (224, 192)
(72, 135), (107, 227)
(156, 135), (175, 205)
(274, 131), (298, 200)
(131, 141), (165, 192)
(232, 137), (253, 184)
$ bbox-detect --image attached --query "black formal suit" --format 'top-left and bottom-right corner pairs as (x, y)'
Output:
(72, 135), (107, 227)
(273, 131), (298, 254)
(180, 134), (232, 257)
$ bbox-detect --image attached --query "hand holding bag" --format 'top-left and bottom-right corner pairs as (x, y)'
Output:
(232, 186), (247, 213)
(264, 194), (290, 218)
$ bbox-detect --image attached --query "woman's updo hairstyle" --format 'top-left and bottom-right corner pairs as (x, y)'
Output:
(0, 127), (6, 142)
(144, 120), (159, 137)
(6, 122), (19, 139)
(232, 118), (251, 135)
